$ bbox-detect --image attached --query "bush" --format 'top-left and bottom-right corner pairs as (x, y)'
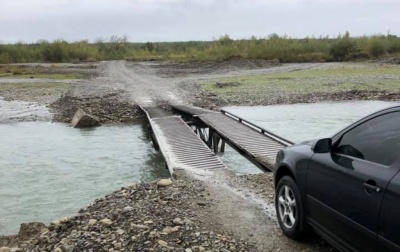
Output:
(0, 33), (399, 63)
(43, 41), (68, 62)
(0, 53), (12, 64)
(367, 37), (388, 57)
(330, 35), (356, 61)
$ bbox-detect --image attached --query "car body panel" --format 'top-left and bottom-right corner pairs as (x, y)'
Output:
(307, 153), (398, 251)
(378, 168), (400, 252)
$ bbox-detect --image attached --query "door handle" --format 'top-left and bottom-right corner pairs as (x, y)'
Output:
(363, 182), (382, 193)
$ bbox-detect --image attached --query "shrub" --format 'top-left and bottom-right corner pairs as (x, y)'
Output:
(330, 35), (356, 61)
(367, 37), (388, 57)
(0, 53), (12, 64)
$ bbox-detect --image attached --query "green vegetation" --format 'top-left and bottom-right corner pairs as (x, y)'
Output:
(0, 72), (81, 79)
(0, 65), (83, 79)
(0, 33), (400, 64)
(202, 64), (400, 104)
(0, 82), (70, 91)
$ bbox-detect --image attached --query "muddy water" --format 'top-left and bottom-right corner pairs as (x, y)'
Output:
(0, 122), (169, 235)
(221, 101), (399, 174)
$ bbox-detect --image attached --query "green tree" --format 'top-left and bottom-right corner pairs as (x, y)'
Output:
(330, 32), (356, 61)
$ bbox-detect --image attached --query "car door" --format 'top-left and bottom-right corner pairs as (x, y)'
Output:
(306, 111), (400, 252)
(378, 166), (400, 252)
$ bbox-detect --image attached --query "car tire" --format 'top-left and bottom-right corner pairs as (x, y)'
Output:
(275, 176), (306, 239)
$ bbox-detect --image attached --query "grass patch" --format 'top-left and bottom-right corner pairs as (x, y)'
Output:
(0, 72), (82, 79)
(201, 64), (400, 104)
(0, 82), (70, 91)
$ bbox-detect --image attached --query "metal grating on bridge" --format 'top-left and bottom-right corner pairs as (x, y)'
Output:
(147, 115), (227, 174)
(172, 105), (217, 116)
(198, 112), (289, 170)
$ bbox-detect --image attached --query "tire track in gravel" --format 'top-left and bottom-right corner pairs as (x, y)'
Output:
(92, 61), (185, 106)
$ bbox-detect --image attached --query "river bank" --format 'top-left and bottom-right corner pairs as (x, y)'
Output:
(1, 170), (335, 252)
(0, 174), (255, 251)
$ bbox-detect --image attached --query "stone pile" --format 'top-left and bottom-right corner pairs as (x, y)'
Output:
(50, 93), (143, 124)
(2, 178), (252, 252)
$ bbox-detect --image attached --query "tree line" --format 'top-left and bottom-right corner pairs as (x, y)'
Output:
(0, 33), (399, 64)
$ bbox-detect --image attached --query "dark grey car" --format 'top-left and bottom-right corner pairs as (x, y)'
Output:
(274, 105), (400, 252)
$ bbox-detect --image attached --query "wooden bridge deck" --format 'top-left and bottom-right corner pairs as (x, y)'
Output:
(142, 107), (227, 174)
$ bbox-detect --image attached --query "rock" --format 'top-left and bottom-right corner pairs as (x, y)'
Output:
(161, 227), (171, 234)
(50, 221), (60, 226)
(131, 224), (148, 229)
(173, 218), (184, 225)
(0, 247), (11, 252)
(184, 218), (193, 225)
(60, 245), (74, 252)
(143, 220), (153, 224)
(71, 108), (101, 128)
(185, 249), (193, 252)
(99, 218), (112, 226)
(122, 206), (134, 212)
(197, 202), (206, 206)
(53, 248), (62, 252)
(88, 219), (97, 225)
(59, 217), (69, 223)
(157, 179), (173, 187)
(116, 229), (125, 235)
(158, 240), (168, 247)
(114, 243), (122, 249)
(18, 222), (46, 240)
(170, 226), (180, 232)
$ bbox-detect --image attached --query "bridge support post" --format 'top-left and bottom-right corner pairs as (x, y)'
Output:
(208, 129), (214, 148)
(198, 128), (206, 142)
(220, 140), (226, 153)
(212, 133), (220, 154)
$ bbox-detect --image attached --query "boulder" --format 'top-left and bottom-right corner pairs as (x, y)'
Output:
(18, 222), (46, 240)
(71, 108), (101, 128)
(157, 179), (173, 187)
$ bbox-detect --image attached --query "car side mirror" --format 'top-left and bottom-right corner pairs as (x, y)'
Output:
(313, 138), (332, 153)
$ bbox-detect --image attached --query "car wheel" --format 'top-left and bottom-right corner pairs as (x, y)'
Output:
(275, 176), (306, 239)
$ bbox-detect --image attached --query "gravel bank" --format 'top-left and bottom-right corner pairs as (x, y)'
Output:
(1, 176), (254, 252)
(194, 62), (400, 109)
(49, 93), (144, 124)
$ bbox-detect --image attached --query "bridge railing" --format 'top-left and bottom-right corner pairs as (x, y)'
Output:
(220, 109), (295, 146)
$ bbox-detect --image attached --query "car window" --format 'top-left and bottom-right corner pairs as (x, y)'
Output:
(336, 112), (400, 166)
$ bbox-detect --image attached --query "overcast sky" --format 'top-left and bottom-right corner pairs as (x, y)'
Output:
(0, 0), (399, 43)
